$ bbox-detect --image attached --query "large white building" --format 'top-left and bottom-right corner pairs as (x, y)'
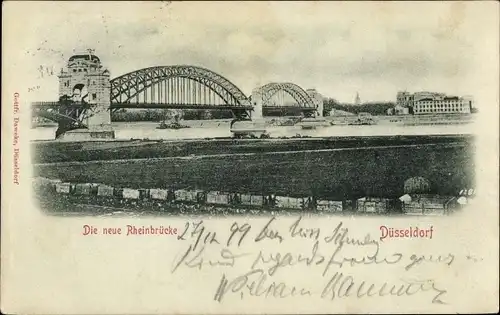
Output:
(396, 91), (473, 115)
(413, 95), (473, 114)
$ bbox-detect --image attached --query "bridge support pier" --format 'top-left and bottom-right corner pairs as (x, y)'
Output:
(57, 105), (115, 140)
(307, 89), (324, 118)
(83, 62), (114, 137)
(251, 88), (264, 120)
(86, 105), (111, 130)
(84, 103), (114, 138)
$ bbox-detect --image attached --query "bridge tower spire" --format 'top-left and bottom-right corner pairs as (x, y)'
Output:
(58, 50), (112, 133)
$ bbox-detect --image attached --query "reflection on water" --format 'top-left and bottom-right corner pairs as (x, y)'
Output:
(30, 120), (476, 141)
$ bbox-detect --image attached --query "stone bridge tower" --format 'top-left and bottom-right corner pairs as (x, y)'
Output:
(58, 50), (112, 131)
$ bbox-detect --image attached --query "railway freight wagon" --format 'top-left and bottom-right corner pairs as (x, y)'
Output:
(273, 196), (317, 210)
(204, 192), (278, 208)
(206, 191), (231, 205)
(356, 197), (402, 214)
(316, 200), (344, 212)
(149, 188), (174, 201)
(275, 196), (304, 210)
(167, 188), (356, 212)
(238, 194), (265, 207)
(174, 189), (206, 203)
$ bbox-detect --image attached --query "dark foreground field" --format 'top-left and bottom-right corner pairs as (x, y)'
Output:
(33, 135), (475, 200)
(32, 135), (472, 163)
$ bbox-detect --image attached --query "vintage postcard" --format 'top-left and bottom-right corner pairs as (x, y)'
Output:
(1, 1), (499, 314)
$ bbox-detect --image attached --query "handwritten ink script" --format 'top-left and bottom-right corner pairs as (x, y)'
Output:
(170, 216), (466, 305)
(37, 65), (55, 79)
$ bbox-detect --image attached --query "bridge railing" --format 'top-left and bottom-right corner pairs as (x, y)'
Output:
(109, 102), (254, 110)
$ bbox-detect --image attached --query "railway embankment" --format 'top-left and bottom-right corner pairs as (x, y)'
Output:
(33, 176), (468, 217)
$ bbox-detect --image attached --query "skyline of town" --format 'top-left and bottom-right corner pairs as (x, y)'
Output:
(31, 57), (478, 107)
(20, 2), (493, 105)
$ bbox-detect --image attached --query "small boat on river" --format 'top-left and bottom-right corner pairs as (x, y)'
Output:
(156, 120), (190, 130)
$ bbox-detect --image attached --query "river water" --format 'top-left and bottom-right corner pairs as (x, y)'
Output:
(31, 120), (476, 141)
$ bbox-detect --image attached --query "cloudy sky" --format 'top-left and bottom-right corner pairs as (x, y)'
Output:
(6, 1), (498, 104)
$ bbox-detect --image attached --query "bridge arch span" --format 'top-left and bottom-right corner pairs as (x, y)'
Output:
(110, 65), (250, 107)
(255, 82), (316, 109)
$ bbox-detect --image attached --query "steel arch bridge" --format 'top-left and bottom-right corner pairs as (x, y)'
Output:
(257, 82), (316, 108)
(253, 82), (318, 117)
(31, 64), (321, 137)
(109, 65), (253, 119)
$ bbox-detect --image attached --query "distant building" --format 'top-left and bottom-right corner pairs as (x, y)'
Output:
(354, 92), (361, 105)
(396, 91), (413, 108)
(413, 95), (472, 115)
(396, 91), (473, 115)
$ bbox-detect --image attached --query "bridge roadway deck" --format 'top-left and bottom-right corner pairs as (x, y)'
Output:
(110, 103), (314, 111)
(109, 103), (254, 110)
(32, 101), (314, 111)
